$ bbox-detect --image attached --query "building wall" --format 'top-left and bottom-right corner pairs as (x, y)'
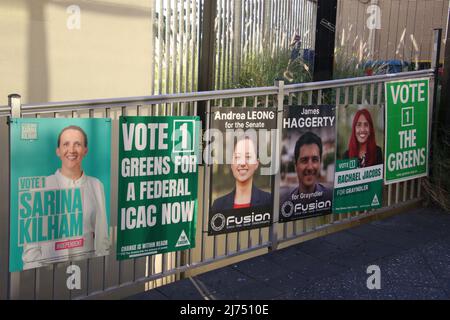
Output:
(0, 0), (153, 106)
(336, 0), (448, 64)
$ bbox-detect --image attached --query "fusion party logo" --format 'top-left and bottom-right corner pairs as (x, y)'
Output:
(209, 211), (272, 234)
(210, 213), (226, 232)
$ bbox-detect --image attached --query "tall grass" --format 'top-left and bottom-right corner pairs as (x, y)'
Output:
(235, 48), (313, 88)
(424, 126), (450, 211)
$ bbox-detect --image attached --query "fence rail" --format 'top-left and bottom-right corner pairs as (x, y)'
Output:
(0, 69), (434, 299)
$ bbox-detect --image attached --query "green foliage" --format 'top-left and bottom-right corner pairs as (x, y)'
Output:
(333, 49), (367, 79)
(234, 48), (313, 88)
(333, 48), (393, 80)
(425, 126), (450, 212)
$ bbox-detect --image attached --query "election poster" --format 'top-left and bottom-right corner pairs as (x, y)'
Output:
(333, 105), (384, 213)
(207, 107), (276, 235)
(10, 118), (111, 272)
(118, 116), (200, 260)
(385, 78), (429, 183)
(280, 105), (336, 222)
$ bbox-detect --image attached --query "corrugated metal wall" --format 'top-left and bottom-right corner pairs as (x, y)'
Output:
(336, 0), (448, 64)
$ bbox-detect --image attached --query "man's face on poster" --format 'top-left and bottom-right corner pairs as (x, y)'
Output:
(296, 143), (321, 191)
(56, 129), (88, 171)
(231, 138), (259, 183)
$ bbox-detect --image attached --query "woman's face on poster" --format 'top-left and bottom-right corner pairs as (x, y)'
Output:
(56, 129), (88, 171)
(355, 114), (370, 145)
(231, 138), (259, 183)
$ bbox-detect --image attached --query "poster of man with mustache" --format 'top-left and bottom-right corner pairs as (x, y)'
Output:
(279, 105), (336, 222)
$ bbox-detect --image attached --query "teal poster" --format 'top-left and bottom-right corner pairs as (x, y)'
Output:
(333, 105), (384, 213)
(10, 118), (111, 272)
(117, 116), (200, 260)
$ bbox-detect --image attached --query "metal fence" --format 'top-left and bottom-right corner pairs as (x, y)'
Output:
(145, 0), (317, 95)
(0, 67), (435, 299)
(215, 0), (317, 89)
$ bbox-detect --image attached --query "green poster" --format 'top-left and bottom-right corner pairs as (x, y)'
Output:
(117, 116), (200, 260)
(385, 78), (429, 183)
(333, 105), (384, 213)
(10, 118), (111, 272)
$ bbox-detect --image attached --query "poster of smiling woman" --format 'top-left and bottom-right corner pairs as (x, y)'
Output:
(9, 118), (111, 272)
(207, 107), (276, 235)
(333, 105), (384, 213)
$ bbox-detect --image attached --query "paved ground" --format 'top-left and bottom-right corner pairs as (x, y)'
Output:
(129, 207), (450, 300)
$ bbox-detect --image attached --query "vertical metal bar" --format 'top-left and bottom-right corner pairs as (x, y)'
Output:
(377, 81), (384, 208)
(353, 85), (359, 105)
(172, 0), (178, 94)
(166, 0), (172, 95)
(233, 0), (242, 83)
(269, 80), (284, 251)
(418, 178), (422, 197)
(103, 106), (111, 291)
(158, 0), (164, 94)
(2, 95), (21, 299)
(185, 0), (191, 93)
(150, 1), (155, 95)
(369, 83), (375, 105)
(330, 87), (340, 224)
(253, 0), (258, 53)
(258, 0), (263, 54)
(223, 0), (229, 89)
(9, 94), (21, 118)
(287, 0), (291, 46)
(430, 28), (442, 181)
(285, 0), (290, 48)
(161, 253), (167, 279)
(300, 0), (305, 49)
(216, 0), (223, 89)
(191, 0), (198, 92)
(242, 0), (247, 64)
(229, 0), (235, 87)
(224, 0), (230, 88)
(177, 0), (183, 93)
(350, 86), (359, 217)
(250, 0), (255, 60)
(362, 84), (367, 105)
(181, 0), (186, 93)
(388, 184), (392, 206)
(343, 86), (350, 220)
(403, 181), (408, 202)
(276, 0), (281, 52)
(377, 82), (382, 105)
(395, 182), (400, 204)
(201, 99), (211, 262)
(118, 106), (135, 287)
